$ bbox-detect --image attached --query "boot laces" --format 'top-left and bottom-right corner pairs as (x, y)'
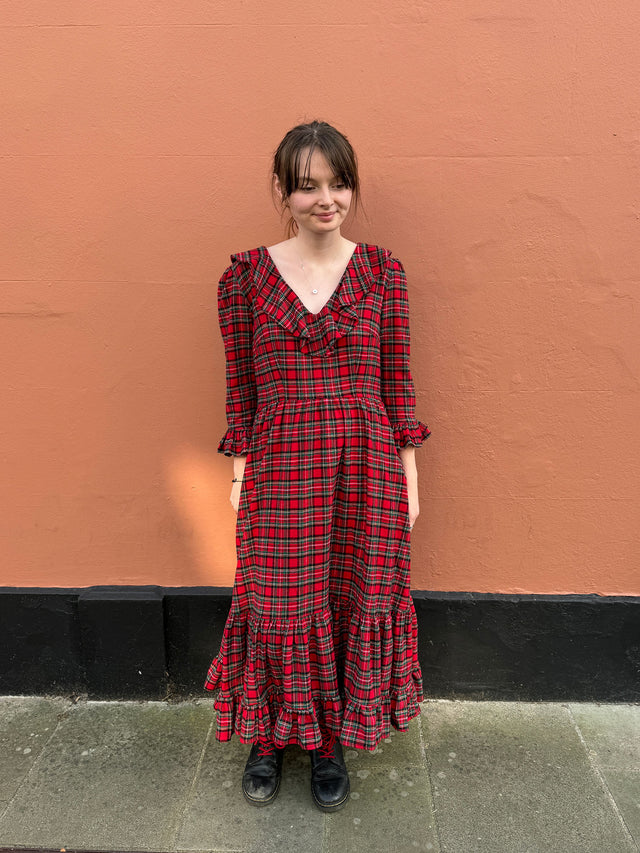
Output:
(257, 739), (275, 758)
(318, 732), (337, 759)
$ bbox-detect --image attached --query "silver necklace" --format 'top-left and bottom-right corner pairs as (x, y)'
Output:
(296, 252), (319, 294)
(295, 244), (347, 296)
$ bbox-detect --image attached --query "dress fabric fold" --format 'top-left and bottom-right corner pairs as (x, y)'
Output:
(206, 243), (430, 751)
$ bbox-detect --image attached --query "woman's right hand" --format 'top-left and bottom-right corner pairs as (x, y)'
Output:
(230, 481), (243, 513)
(229, 454), (247, 513)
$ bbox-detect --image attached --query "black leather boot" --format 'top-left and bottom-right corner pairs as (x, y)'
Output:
(242, 740), (284, 806)
(310, 733), (350, 811)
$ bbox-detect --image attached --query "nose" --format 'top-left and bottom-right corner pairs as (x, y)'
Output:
(318, 184), (333, 206)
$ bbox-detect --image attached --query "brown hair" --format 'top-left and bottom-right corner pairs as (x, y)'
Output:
(272, 120), (361, 236)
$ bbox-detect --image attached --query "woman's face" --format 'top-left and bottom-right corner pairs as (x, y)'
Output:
(277, 148), (353, 237)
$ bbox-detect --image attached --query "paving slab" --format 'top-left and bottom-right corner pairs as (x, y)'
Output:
(177, 736), (325, 853)
(0, 700), (213, 852)
(326, 763), (439, 853)
(568, 703), (640, 771)
(0, 697), (71, 814)
(421, 701), (635, 853)
(0, 698), (638, 853)
(569, 703), (640, 850)
(599, 770), (640, 848)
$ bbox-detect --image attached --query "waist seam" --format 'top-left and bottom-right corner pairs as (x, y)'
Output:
(256, 394), (384, 406)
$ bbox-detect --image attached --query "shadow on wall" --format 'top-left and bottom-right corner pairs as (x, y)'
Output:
(165, 444), (237, 586)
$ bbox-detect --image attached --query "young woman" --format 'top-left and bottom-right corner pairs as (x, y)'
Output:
(205, 120), (430, 812)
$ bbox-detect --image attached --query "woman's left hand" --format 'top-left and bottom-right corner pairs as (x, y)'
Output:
(407, 480), (420, 530)
(398, 445), (419, 531)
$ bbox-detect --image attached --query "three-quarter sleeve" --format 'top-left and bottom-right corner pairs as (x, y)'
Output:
(217, 263), (257, 456)
(380, 257), (431, 449)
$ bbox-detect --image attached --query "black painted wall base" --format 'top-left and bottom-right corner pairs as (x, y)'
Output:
(1, 587), (638, 702)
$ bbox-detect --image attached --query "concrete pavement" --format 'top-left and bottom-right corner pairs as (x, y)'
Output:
(0, 697), (638, 852)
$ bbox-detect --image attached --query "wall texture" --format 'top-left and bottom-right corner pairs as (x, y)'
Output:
(1, 1), (639, 594)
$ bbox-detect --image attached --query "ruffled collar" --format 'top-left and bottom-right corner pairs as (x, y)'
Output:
(231, 243), (390, 356)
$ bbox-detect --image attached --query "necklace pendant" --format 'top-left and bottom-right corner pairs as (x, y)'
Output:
(312, 288), (318, 294)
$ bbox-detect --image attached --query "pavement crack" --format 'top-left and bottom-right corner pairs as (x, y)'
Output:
(163, 711), (215, 851)
(418, 702), (444, 852)
(0, 698), (74, 827)
(566, 704), (638, 850)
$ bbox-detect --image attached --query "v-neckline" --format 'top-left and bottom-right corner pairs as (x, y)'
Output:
(263, 243), (360, 318)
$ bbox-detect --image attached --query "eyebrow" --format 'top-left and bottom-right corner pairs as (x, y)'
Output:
(297, 175), (342, 184)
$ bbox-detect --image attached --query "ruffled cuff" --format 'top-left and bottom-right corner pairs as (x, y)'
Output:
(392, 420), (431, 449)
(217, 425), (251, 456)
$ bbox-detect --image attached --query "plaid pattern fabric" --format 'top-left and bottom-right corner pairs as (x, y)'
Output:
(205, 243), (430, 752)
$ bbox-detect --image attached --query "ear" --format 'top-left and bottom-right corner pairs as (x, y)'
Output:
(273, 174), (286, 205)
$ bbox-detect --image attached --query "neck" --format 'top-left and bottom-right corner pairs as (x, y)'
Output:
(294, 230), (346, 261)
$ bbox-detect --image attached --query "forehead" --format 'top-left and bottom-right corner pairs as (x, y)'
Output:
(297, 148), (338, 179)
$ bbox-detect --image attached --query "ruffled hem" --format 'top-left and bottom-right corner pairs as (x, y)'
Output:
(207, 682), (422, 751)
(204, 602), (424, 751)
(209, 691), (345, 750)
(392, 420), (431, 448)
(340, 678), (423, 750)
(217, 425), (252, 456)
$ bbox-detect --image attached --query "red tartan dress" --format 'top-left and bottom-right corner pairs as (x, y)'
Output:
(204, 242), (430, 752)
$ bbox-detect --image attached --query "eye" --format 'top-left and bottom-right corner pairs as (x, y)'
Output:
(332, 182), (346, 190)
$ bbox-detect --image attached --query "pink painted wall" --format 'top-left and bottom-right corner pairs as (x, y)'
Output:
(2, 1), (639, 594)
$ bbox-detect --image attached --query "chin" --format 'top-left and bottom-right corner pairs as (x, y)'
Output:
(314, 217), (344, 230)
